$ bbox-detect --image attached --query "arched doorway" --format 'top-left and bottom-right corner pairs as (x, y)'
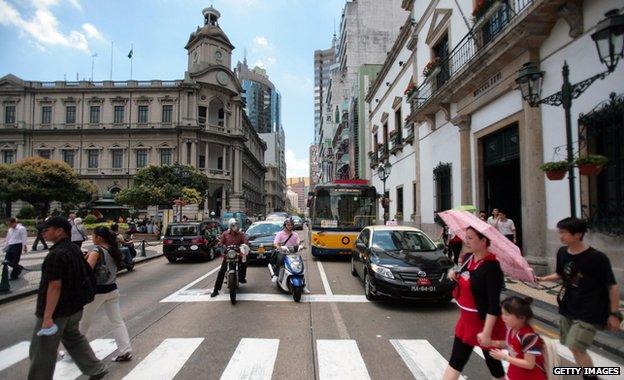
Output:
(208, 98), (225, 127)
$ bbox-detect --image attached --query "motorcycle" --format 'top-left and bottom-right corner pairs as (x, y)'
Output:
(120, 232), (136, 271)
(224, 244), (249, 305)
(268, 244), (306, 302)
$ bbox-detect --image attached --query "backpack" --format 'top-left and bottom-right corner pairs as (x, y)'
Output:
(542, 336), (562, 380)
(93, 246), (114, 285)
(70, 250), (96, 308)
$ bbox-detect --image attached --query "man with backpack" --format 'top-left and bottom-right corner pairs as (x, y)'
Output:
(537, 217), (621, 380)
(28, 216), (107, 380)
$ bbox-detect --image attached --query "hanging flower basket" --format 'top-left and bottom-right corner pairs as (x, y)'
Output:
(574, 155), (608, 176)
(404, 81), (417, 98)
(423, 58), (440, 78)
(540, 161), (569, 181)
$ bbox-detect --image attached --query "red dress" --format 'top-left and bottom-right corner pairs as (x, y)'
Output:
(506, 325), (547, 380)
(454, 254), (506, 347)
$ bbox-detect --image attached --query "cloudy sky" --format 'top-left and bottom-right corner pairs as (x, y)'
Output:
(0, 0), (345, 177)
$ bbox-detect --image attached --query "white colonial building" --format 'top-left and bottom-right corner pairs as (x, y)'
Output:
(367, 0), (624, 279)
(0, 6), (267, 217)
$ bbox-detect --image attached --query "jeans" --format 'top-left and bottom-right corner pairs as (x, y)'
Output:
(28, 310), (106, 380)
(213, 256), (247, 291)
(80, 289), (132, 356)
(5, 243), (23, 279)
(32, 233), (48, 250)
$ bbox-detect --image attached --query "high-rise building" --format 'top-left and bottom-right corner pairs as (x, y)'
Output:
(237, 60), (280, 134)
(287, 177), (310, 216)
(309, 144), (320, 189)
(314, 46), (335, 145)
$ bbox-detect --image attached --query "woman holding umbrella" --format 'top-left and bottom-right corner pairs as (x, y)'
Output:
(442, 226), (507, 380)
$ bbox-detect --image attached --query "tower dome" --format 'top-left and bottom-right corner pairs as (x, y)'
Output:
(202, 5), (221, 26)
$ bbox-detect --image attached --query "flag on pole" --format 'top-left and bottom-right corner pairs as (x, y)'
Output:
(127, 48), (133, 59)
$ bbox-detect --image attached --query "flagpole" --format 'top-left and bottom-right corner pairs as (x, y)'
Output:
(130, 43), (133, 80)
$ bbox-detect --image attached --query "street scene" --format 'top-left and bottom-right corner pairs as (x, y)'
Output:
(1, 0), (624, 379)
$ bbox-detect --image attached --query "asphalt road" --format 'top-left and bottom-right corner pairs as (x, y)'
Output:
(1, 230), (622, 380)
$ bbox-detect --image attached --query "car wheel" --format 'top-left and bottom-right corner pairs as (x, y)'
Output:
(364, 271), (378, 301)
(208, 247), (215, 261)
(351, 256), (358, 277)
(165, 255), (177, 263)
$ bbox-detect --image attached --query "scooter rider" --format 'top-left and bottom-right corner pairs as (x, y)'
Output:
(210, 218), (249, 297)
(271, 218), (301, 282)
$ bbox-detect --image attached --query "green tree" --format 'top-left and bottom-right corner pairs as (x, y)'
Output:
(0, 157), (98, 217)
(115, 164), (209, 208)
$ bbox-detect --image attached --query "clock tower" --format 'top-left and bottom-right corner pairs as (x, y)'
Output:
(185, 6), (234, 73)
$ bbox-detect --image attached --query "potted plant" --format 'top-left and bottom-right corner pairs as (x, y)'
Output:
(404, 81), (417, 99)
(423, 57), (440, 78)
(575, 155), (608, 176)
(540, 161), (569, 180)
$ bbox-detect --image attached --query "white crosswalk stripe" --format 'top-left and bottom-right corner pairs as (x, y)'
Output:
(53, 339), (117, 380)
(0, 341), (30, 372)
(391, 339), (465, 380)
(317, 339), (371, 380)
(122, 338), (204, 380)
(220, 338), (279, 380)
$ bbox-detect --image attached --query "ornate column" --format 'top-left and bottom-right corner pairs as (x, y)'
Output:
(451, 115), (473, 205)
(190, 141), (197, 167)
(222, 145), (227, 172)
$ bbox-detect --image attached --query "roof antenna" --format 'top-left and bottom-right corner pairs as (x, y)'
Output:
(244, 48), (247, 66)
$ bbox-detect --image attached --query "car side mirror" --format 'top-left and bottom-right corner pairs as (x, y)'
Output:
(436, 242), (445, 250)
(355, 241), (367, 251)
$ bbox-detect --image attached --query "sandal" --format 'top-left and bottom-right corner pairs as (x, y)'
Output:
(112, 352), (133, 362)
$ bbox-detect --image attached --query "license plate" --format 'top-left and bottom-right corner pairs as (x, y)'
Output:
(257, 254), (265, 259)
(411, 285), (436, 292)
(178, 247), (185, 251)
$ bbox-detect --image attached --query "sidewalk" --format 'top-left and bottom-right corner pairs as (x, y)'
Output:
(504, 279), (624, 359)
(0, 238), (164, 305)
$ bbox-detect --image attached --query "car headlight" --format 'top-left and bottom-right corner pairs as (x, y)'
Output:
(370, 263), (394, 279)
(227, 250), (237, 259)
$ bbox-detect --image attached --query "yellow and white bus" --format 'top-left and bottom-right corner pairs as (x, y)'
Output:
(308, 180), (377, 257)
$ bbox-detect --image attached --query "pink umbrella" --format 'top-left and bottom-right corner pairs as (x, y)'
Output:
(438, 210), (535, 282)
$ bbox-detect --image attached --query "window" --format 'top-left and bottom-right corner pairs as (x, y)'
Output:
(87, 150), (99, 168)
(217, 156), (223, 170)
(198, 106), (207, 126)
(66, 105), (76, 124)
(2, 150), (14, 164)
(136, 149), (148, 168)
(413, 182), (417, 215)
(162, 105), (173, 123)
(4, 105), (15, 124)
(112, 150), (123, 169)
(199, 154), (206, 169)
(39, 149), (51, 159)
(89, 106), (100, 124)
(434, 163), (452, 212)
(41, 106), (52, 125)
(62, 150), (74, 168)
(383, 123), (389, 153)
(433, 34), (450, 88)
(395, 108), (402, 140)
(114, 106), (124, 124)
(138, 105), (148, 124)
(396, 187), (404, 220)
(186, 142), (192, 164)
(160, 148), (172, 166)
(373, 133), (379, 153)
(357, 228), (370, 246)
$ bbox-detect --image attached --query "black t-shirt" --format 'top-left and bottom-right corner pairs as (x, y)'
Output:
(556, 246), (616, 325)
(35, 240), (86, 318)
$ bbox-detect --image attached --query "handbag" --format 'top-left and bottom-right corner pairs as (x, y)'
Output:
(93, 247), (113, 285)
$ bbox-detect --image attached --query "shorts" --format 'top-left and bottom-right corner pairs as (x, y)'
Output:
(559, 316), (600, 352)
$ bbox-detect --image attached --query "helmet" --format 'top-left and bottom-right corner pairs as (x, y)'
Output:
(283, 217), (294, 228)
(228, 218), (239, 231)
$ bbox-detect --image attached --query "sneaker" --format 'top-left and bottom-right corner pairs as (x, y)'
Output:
(58, 350), (66, 359)
(303, 286), (311, 294)
(239, 278), (247, 284)
(89, 369), (108, 380)
(271, 275), (278, 283)
(210, 290), (219, 297)
(112, 352), (133, 362)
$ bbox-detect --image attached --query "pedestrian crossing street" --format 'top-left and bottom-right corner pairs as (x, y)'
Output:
(1, 336), (622, 380)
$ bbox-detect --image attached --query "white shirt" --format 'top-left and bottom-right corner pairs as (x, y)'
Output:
(496, 218), (516, 235)
(6, 223), (28, 246)
(487, 216), (497, 226)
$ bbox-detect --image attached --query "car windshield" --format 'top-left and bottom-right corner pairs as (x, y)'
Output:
(246, 223), (282, 236)
(312, 187), (376, 230)
(371, 230), (437, 252)
(166, 224), (199, 236)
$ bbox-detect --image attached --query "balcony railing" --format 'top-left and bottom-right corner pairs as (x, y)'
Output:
(390, 130), (403, 155)
(403, 123), (415, 144)
(30, 80), (182, 89)
(411, 0), (534, 113)
(379, 143), (389, 162)
(368, 151), (379, 169)
(0, 122), (232, 133)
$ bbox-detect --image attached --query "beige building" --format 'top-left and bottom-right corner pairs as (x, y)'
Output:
(0, 6), (266, 217)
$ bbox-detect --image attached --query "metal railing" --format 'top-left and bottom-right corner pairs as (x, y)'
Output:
(412, 0), (534, 111)
(30, 80), (183, 88)
(0, 122), (231, 132)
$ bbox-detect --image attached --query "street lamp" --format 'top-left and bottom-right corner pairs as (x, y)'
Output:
(516, 10), (623, 218)
(377, 161), (392, 224)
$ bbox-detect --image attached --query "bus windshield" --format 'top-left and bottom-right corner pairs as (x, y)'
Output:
(312, 187), (376, 230)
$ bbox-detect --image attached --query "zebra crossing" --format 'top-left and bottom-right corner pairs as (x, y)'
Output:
(1, 336), (622, 379)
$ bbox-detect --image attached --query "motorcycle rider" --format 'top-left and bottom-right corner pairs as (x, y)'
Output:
(271, 218), (301, 283)
(210, 218), (249, 297)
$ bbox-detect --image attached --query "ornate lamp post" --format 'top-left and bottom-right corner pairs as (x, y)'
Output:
(515, 10), (623, 218)
(377, 161), (392, 224)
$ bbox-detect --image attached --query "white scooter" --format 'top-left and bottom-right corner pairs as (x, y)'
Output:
(268, 244), (306, 302)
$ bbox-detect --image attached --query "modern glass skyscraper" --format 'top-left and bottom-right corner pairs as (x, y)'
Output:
(237, 60), (280, 133)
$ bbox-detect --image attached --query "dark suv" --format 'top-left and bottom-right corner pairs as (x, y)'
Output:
(163, 222), (219, 263)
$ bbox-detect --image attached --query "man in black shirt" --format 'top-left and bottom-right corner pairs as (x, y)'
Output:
(537, 217), (620, 380)
(28, 217), (107, 380)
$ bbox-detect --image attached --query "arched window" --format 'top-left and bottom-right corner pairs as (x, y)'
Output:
(209, 98), (225, 127)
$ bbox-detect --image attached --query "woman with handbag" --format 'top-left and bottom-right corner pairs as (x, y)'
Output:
(79, 226), (133, 362)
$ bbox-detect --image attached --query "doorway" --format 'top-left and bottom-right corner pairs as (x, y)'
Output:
(482, 125), (523, 249)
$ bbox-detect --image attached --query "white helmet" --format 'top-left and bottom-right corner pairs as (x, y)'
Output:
(228, 218), (239, 231)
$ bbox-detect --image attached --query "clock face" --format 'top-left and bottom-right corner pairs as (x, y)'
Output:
(215, 50), (223, 61)
(216, 71), (229, 86)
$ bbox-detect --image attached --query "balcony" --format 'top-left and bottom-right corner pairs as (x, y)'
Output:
(368, 151), (379, 169)
(207, 168), (231, 181)
(403, 123), (415, 145)
(390, 130), (403, 155)
(409, 0), (562, 122)
(379, 143), (389, 162)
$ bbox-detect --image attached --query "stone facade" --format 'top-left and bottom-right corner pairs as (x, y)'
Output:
(0, 6), (266, 217)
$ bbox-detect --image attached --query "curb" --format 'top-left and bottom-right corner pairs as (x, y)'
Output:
(0, 253), (164, 306)
(503, 289), (624, 360)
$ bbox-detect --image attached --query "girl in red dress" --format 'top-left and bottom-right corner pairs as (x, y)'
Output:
(442, 227), (507, 380)
(490, 296), (547, 380)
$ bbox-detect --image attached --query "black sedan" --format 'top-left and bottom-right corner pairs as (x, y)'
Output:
(245, 221), (283, 262)
(351, 226), (455, 301)
(163, 222), (219, 263)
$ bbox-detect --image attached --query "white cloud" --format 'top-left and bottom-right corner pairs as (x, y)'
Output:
(253, 35), (268, 47)
(82, 23), (105, 42)
(285, 149), (309, 178)
(0, 0), (96, 54)
(250, 35), (276, 69)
